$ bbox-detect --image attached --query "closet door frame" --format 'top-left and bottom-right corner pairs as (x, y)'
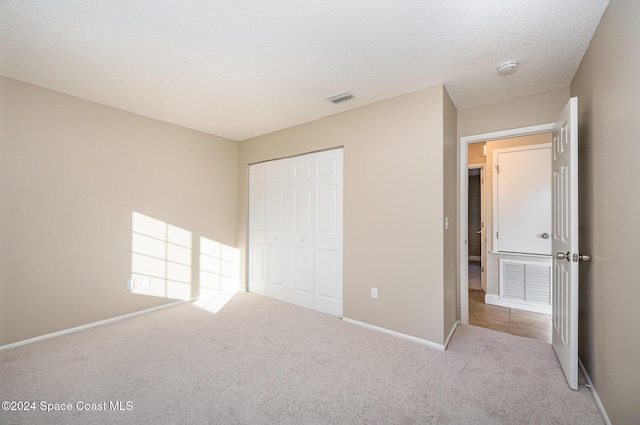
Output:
(247, 147), (343, 317)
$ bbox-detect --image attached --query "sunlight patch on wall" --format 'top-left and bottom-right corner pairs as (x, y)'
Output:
(130, 212), (240, 309)
(199, 237), (240, 299)
(131, 212), (193, 300)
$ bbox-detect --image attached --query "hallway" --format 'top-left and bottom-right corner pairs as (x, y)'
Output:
(468, 260), (551, 343)
(468, 288), (552, 343)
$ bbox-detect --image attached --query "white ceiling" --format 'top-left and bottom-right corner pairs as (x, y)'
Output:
(0, 0), (609, 141)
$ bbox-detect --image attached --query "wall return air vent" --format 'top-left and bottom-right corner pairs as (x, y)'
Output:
(328, 92), (354, 104)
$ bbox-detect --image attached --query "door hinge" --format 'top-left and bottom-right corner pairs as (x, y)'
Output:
(496, 232), (499, 239)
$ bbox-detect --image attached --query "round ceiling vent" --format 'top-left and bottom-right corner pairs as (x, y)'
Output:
(497, 61), (519, 76)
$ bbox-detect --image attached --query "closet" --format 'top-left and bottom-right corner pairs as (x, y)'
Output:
(248, 148), (343, 317)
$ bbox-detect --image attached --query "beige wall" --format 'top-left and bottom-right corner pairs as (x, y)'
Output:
(0, 77), (239, 345)
(239, 85), (451, 344)
(468, 143), (486, 165)
(571, 0), (639, 423)
(458, 88), (570, 138)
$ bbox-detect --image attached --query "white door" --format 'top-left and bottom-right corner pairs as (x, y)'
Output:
(265, 158), (292, 303)
(495, 145), (552, 255)
(551, 97), (579, 390)
(248, 149), (343, 317)
(313, 149), (344, 316)
(248, 162), (268, 296)
(290, 154), (315, 309)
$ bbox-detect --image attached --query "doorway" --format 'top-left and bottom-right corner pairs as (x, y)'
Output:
(467, 164), (485, 293)
(459, 124), (555, 342)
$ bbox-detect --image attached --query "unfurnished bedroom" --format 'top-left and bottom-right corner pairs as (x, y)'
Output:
(2, 1), (638, 424)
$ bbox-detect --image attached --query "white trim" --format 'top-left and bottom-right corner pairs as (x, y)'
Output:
(579, 358), (612, 425)
(343, 318), (446, 351)
(443, 320), (460, 350)
(468, 163), (485, 169)
(0, 299), (193, 351)
(485, 294), (551, 315)
(459, 123), (555, 325)
(461, 123), (555, 145)
(248, 145), (344, 166)
(468, 255), (481, 261)
(489, 251), (551, 259)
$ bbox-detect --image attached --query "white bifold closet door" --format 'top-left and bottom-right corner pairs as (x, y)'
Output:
(248, 149), (343, 317)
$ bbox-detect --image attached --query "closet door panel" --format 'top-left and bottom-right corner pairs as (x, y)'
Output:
(291, 154), (315, 309)
(248, 163), (268, 295)
(313, 150), (343, 317)
(316, 249), (338, 299)
(265, 159), (292, 302)
(292, 247), (314, 306)
(317, 185), (338, 233)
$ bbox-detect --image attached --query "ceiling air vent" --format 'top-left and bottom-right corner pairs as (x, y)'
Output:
(328, 92), (354, 104)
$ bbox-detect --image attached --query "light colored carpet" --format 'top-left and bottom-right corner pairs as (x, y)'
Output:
(1, 292), (603, 424)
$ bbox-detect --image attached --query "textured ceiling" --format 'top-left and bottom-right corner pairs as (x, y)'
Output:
(0, 0), (609, 141)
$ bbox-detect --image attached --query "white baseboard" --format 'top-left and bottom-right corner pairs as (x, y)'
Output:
(0, 299), (194, 351)
(342, 318), (446, 351)
(485, 294), (551, 315)
(579, 358), (612, 425)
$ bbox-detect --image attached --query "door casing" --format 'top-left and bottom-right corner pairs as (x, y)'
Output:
(458, 123), (555, 325)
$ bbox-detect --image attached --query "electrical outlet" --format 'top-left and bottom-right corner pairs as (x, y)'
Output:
(127, 279), (134, 290)
(371, 287), (378, 299)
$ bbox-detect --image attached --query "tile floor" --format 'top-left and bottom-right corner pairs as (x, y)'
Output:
(468, 261), (482, 290)
(468, 288), (552, 343)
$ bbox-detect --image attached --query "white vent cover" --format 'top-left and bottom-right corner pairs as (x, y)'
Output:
(500, 259), (550, 306)
(327, 92), (354, 104)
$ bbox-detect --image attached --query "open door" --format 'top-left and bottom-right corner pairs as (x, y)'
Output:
(551, 97), (581, 390)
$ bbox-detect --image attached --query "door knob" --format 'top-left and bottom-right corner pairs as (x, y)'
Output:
(541, 232), (550, 239)
(579, 254), (591, 262)
(556, 251), (570, 261)
(476, 230), (482, 234)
